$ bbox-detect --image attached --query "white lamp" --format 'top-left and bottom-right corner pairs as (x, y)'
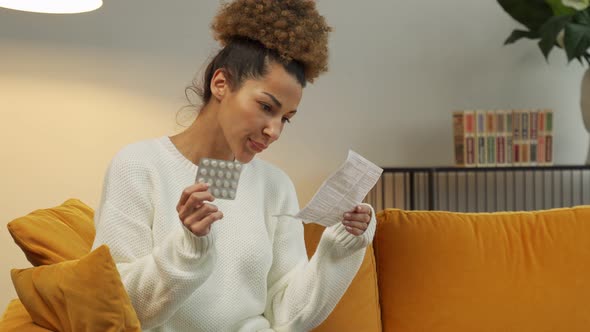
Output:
(0, 0), (102, 14)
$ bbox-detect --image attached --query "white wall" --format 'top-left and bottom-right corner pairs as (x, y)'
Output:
(1, 0), (587, 311)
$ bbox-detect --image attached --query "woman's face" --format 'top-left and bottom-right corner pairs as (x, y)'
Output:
(217, 62), (303, 163)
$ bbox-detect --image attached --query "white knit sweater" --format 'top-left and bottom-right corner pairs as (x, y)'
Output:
(91, 136), (376, 332)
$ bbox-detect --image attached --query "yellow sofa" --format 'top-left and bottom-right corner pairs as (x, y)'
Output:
(3, 199), (590, 331)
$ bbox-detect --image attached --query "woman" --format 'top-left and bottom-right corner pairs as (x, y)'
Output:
(92, 1), (376, 331)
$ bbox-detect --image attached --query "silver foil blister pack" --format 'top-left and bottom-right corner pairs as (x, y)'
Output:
(196, 158), (243, 200)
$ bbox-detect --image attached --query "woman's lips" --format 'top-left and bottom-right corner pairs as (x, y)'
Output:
(249, 138), (267, 152)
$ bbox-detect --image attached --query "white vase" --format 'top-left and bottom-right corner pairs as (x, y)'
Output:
(581, 68), (590, 164)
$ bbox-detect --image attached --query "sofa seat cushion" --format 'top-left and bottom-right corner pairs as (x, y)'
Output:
(7, 198), (95, 266)
(304, 223), (381, 332)
(11, 245), (141, 332)
(375, 207), (590, 332)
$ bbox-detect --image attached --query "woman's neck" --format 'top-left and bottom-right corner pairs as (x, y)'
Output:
(170, 104), (234, 165)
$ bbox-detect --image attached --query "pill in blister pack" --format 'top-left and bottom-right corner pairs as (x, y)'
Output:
(196, 158), (243, 200)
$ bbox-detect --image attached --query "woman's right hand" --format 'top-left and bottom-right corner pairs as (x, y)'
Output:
(176, 183), (223, 237)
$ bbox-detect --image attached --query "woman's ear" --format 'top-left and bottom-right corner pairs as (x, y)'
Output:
(210, 69), (230, 101)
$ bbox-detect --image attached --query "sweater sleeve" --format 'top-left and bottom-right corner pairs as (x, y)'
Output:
(263, 177), (376, 331)
(92, 153), (216, 329)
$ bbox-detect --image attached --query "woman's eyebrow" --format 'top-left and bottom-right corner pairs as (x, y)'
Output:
(262, 92), (282, 108)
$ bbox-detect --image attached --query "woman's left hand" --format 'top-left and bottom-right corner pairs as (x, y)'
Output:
(342, 204), (372, 236)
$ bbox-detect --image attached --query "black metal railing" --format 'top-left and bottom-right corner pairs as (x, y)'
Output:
(364, 165), (590, 212)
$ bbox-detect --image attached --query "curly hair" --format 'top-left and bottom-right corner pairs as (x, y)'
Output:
(211, 0), (332, 83)
(181, 0), (331, 115)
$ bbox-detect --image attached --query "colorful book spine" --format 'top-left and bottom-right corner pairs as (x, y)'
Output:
(537, 110), (546, 166)
(512, 110), (521, 166)
(466, 111), (476, 166)
(452, 111), (476, 167)
(486, 110), (497, 166)
(476, 110), (488, 167)
(521, 110), (530, 165)
(529, 110), (538, 166)
(496, 110), (507, 167)
(545, 109), (554, 165)
(505, 110), (513, 165)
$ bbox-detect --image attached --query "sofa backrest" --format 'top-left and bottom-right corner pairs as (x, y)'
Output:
(374, 207), (590, 332)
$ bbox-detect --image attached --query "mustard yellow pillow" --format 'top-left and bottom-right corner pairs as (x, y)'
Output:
(0, 299), (52, 332)
(375, 207), (590, 332)
(7, 198), (95, 266)
(11, 245), (141, 332)
(304, 223), (382, 332)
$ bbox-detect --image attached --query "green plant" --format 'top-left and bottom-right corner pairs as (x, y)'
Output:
(499, 0), (590, 64)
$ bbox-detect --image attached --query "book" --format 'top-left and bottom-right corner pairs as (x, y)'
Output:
(496, 110), (507, 167)
(521, 110), (530, 165)
(512, 110), (522, 166)
(505, 110), (513, 165)
(452, 111), (476, 167)
(529, 110), (539, 166)
(486, 110), (497, 166)
(476, 110), (488, 166)
(537, 110), (546, 166)
(545, 109), (554, 165)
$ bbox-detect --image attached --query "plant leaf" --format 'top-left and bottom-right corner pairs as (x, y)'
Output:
(573, 8), (590, 25)
(538, 14), (574, 59)
(564, 23), (590, 62)
(497, 0), (554, 31)
(545, 0), (578, 15)
(504, 29), (541, 44)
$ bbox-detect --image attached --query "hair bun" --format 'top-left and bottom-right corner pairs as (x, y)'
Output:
(211, 0), (332, 82)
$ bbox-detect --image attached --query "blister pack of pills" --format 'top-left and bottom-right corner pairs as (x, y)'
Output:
(196, 158), (243, 200)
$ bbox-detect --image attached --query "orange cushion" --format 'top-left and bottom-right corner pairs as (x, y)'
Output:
(0, 299), (52, 331)
(7, 198), (95, 266)
(375, 208), (590, 332)
(11, 245), (141, 332)
(304, 223), (381, 332)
